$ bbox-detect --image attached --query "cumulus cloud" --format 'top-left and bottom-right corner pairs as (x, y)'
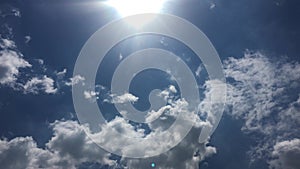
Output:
(47, 120), (116, 167)
(23, 76), (57, 94)
(106, 92), (139, 104)
(269, 138), (300, 169)
(100, 84), (216, 168)
(0, 137), (58, 169)
(0, 37), (59, 95)
(0, 38), (16, 49)
(224, 51), (300, 167)
(0, 120), (115, 169)
(0, 49), (31, 85)
(61, 82), (217, 169)
(122, 128), (216, 169)
(0, 78), (219, 169)
(83, 90), (99, 102)
(158, 85), (178, 102)
(65, 75), (85, 86)
(118, 97), (216, 169)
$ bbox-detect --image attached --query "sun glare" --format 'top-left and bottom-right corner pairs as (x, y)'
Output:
(105, 0), (166, 17)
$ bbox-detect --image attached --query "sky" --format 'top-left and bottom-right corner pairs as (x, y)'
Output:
(0, 0), (300, 169)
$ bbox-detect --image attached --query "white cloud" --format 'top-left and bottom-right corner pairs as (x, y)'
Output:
(0, 38), (16, 49)
(83, 90), (99, 102)
(65, 75), (85, 86)
(0, 8), (21, 18)
(121, 117), (216, 169)
(119, 53), (123, 60)
(56, 68), (67, 78)
(11, 8), (21, 17)
(224, 51), (300, 167)
(35, 59), (44, 65)
(0, 82), (218, 169)
(0, 136), (58, 169)
(209, 2), (216, 9)
(158, 85), (178, 102)
(102, 91), (216, 168)
(0, 37), (59, 95)
(107, 92), (139, 104)
(269, 139), (300, 169)
(169, 85), (177, 93)
(122, 136), (216, 169)
(95, 115), (214, 169)
(47, 120), (116, 167)
(195, 65), (202, 77)
(0, 49), (31, 85)
(24, 36), (31, 44)
(23, 76), (57, 94)
(0, 120), (115, 169)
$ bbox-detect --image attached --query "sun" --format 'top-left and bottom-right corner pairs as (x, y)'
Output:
(105, 0), (166, 17)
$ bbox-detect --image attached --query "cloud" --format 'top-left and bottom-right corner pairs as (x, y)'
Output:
(106, 92), (139, 104)
(0, 79), (219, 169)
(269, 139), (300, 169)
(0, 137), (57, 169)
(83, 90), (99, 102)
(195, 65), (202, 77)
(0, 7), (21, 18)
(0, 49), (31, 85)
(158, 85), (178, 102)
(168, 85), (177, 93)
(119, 97), (216, 169)
(119, 53), (123, 60)
(0, 37), (60, 95)
(56, 68), (67, 78)
(0, 120), (115, 169)
(24, 36), (31, 44)
(65, 75), (85, 86)
(23, 76), (57, 94)
(0, 38), (16, 49)
(209, 2), (216, 9)
(224, 51), (300, 167)
(99, 85), (216, 168)
(122, 128), (216, 169)
(47, 120), (116, 167)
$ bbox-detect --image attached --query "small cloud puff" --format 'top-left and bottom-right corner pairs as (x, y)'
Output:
(65, 75), (85, 86)
(23, 76), (57, 94)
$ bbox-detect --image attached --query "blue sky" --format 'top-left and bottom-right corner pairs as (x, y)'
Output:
(0, 0), (300, 169)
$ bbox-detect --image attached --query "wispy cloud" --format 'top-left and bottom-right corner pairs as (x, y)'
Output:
(24, 36), (31, 44)
(224, 51), (300, 168)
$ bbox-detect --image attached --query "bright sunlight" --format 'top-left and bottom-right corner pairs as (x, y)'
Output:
(105, 0), (166, 17)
